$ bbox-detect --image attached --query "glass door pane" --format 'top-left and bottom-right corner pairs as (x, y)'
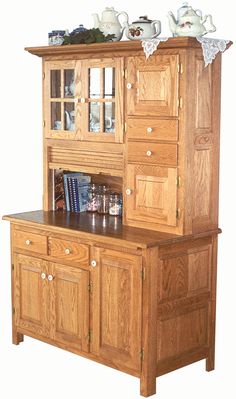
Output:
(104, 102), (115, 133)
(104, 68), (115, 98)
(51, 102), (61, 130)
(51, 70), (61, 98)
(64, 102), (75, 131)
(64, 69), (75, 98)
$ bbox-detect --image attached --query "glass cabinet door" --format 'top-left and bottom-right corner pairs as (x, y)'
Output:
(79, 58), (124, 143)
(44, 61), (77, 139)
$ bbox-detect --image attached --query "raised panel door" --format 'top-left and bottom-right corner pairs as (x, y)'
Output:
(125, 164), (177, 227)
(14, 254), (49, 337)
(49, 262), (89, 352)
(91, 248), (142, 372)
(127, 54), (179, 117)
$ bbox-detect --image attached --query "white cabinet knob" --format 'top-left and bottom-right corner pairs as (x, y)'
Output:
(126, 188), (132, 196)
(48, 274), (54, 281)
(80, 97), (86, 103)
(25, 239), (31, 246)
(41, 273), (46, 280)
(65, 248), (71, 255)
(146, 150), (152, 156)
(91, 260), (97, 267)
(127, 83), (132, 89)
(147, 127), (153, 133)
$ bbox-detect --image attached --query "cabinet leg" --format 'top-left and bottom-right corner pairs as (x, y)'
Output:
(12, 328), (24, 345)
(140, 375), (156, 397)
(206, 349), (215, 372)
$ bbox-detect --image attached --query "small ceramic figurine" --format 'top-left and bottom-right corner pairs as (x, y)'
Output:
(124, 15), (161, 40)
(92, 7), (128, 41)
(167, 3), (216, 37)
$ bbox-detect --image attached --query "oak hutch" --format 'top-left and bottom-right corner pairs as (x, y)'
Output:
(3, 38), (229, 397)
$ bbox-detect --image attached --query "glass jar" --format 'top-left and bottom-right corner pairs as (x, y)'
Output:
(86, 184), (98, 212)
(109, 193), (121, 216)
(97, 186), (109, 214)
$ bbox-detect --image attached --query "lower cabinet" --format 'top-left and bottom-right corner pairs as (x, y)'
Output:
(14, 254), (90, 352)
(90, 248), (143, 371)
(13, 246), (143, 372)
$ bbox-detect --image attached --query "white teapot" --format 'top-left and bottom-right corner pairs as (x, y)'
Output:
(124, 15), (161, 40)
(167, 3), (216, 37)
(92, 7), (128, 41)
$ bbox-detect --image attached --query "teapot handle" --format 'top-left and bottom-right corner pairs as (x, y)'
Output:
(151, 20), (161, 38)
(201, 14), (216, 35)
(117, 11), (129, 33)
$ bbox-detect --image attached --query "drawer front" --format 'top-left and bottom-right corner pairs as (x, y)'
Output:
(49, 237), (89, 265)
(13, 230), (48, 255)
(127, 142), (178, 166)
(127, 119), (178, 141)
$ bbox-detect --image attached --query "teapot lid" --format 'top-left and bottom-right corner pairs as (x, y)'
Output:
(132, 15), (153, 24)
(183, 7), (198, 17)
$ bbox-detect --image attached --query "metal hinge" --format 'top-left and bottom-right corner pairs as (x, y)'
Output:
(11, 264), (14, 271)
(178, 97), (183, 109)
(140, 348), (144, 361)
(176, 208), (181, 219)
(177, 63), (183, 74)
(123, 69), (128, 79)
(176, 176), (181, 188)
(88, 281), (93, 293)
(88, 330), (92, 343)
(141, 268), (145, 281)
(43, 72), (45, 80)
(43, 120), (46, 128)
(124, 122), (127, 133)
(12, 307), (15, 315)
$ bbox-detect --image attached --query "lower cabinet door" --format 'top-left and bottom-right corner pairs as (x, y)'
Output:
(125, 164), (178, 227)
(49, 262), (89, 352)
(14, 254), (49, 337)
(91, 248), (142, 372)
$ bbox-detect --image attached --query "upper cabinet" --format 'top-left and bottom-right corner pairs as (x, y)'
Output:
(44, 58), (124, 143)
(126, 54), (179, 117)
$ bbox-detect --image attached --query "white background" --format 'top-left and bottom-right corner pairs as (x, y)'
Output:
(0, 1), (235, 398)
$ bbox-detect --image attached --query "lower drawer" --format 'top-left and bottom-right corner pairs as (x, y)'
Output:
(127, 142), (178, 166)
(49, 237), (89, 265)
(13, 230), (48, 255)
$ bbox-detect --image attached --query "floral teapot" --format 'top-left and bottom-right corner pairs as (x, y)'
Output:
(167, 3), (216, 37)
(124, 15), (161, 40)
(92, 7), (128, 41)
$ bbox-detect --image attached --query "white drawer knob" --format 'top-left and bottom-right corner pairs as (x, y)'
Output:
(25, 239), (31, 246)
(41, 273), (46, 280)
(48, 274), (54, 281)
(146, 150), (152, 157)
(65, 248), (71, 255)
(147, 127), (153, 133)
(80, 97), (86, 103)
(126, 188), (132, 196)
(127, 83), (132, 89)
(91, 260), (97, 267)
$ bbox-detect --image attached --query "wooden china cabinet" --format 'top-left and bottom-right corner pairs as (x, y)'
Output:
(3, 38), (231, 397)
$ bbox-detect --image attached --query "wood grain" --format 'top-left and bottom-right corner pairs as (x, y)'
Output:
(48, 237), (89, 266)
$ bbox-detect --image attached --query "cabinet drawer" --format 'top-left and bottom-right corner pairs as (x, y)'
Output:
(49, 237), (89, 265)
(127, 119), (178, 141)
(13, 230), (48, 255)
(127, 142), (178, 166)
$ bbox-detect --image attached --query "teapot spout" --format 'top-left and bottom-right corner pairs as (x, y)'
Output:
(92, 13), (100, 29)
(167, 11), (177, 35)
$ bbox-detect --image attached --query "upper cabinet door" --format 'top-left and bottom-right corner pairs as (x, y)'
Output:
(78, 58), (124, 143)
(44, 61), (78, 139)
(127, 54), (179, 117)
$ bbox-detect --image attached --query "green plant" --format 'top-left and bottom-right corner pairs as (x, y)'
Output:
(63, 28), (115, 45)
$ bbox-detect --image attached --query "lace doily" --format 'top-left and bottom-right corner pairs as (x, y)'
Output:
(196, 37), (230, 66)
(141, 37), (168, 59)
(141, 37), (230, 66)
